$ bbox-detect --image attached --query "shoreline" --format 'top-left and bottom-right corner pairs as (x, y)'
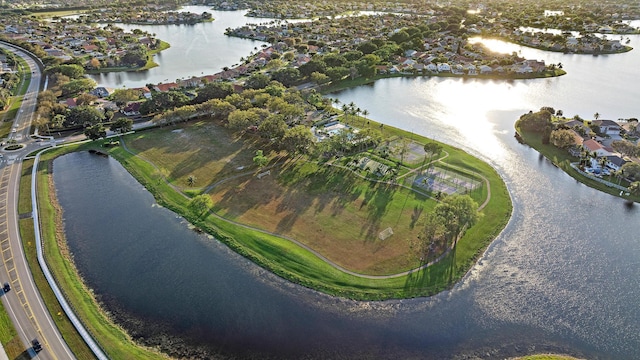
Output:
(85, 40), (171, 74)
(514, 127), (639, 203)
(319, 69), (566, 94)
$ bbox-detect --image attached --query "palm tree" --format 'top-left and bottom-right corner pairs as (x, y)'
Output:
(187, 175), (196, 187)
(594, 112), (600, 120)
(362, 109), (369, 127)
(341, 104), (349, 124)
(599, 157), (608, 172)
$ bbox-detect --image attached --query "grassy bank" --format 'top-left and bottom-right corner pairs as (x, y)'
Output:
(320, 69), (566, 94)
(516, 127), (639, 202)
(0, 301), (24, 359)
(16, 159), (95, 359)
(107, 115), (511, 299)
(23, 149), (167, 359)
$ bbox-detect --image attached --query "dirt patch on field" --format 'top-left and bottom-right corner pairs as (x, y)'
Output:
(209, 166), (428, 274)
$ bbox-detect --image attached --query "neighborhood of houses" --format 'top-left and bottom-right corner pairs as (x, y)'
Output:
(228, 14), (558, 78)
(2, 17), (161, 67)
(561, 118), (639, 177)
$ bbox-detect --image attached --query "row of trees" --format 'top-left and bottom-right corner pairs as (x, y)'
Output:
(0, 50), (19, 109)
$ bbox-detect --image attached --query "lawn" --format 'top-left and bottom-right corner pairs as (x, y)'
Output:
(115, 116), (511, 297)
(124, 120), (268, 189)
(209, 160), (433, 274)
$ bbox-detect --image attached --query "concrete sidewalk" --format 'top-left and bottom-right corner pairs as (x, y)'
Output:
(0, 342), (9, 360)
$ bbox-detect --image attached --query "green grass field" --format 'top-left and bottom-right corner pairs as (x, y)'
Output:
(109, 116), (511, 299)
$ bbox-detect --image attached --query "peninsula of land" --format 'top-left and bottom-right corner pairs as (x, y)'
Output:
(515, 108), (640, 202)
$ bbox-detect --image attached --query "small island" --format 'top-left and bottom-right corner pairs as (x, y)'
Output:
(0, 7), (179, 73)
(515, 108), (640, 201)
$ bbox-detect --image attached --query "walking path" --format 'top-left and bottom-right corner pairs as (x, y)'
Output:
(118, 137), (492, 279)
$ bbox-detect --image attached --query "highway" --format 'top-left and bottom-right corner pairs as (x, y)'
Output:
(0, 43), (77, 360)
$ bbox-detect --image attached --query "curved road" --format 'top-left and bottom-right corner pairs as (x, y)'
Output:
(0, 43), (77, 360)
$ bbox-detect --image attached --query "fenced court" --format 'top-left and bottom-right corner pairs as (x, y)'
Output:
(411, 166), (482, 195)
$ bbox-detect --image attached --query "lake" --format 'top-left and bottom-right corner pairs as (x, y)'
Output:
(57, 9), (640, 359)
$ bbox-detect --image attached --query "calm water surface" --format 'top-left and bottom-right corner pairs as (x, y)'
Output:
(56, 11), (640, 359)
(88, 7), (275, 88)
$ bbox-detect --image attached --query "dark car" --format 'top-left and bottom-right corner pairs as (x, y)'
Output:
(32, 339), (42, 352)
(2, 282), (9, 293)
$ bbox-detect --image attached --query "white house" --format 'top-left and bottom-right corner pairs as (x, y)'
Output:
(582, 139), (613, 157)
(593, 120), (622, 136)
(478, 65), (492, 74)
(436, 63), (451, 72)
(605, 155), (628, 171)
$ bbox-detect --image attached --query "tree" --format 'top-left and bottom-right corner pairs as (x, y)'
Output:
(516, 110), (552, 133)
(258, 114), (287, 140)
(194, 82), (234, 103)
(310, 71), (330, 85)
(48, 64), (85, 78)
(187, 175), (196, 187)
(110, 117), (133, 134)
(199, 98), (236, 120)
(299, 58), (327, 77)
(271, 67), (300, 87)
(65, 106), (105, 128)
(90, 57), (101, 69)
(244, 73), (271, 90)
(75, 93), (97, 106)
(282, 125), (314, 155)
(627, 181), (640, 198)
(594, 112), (600, 120)
(550, 129), (577, 149)
(227, 109), (260, 131)
(423, 142), (443, 168)
(83, 123), (106, 140)
(253, 150), (268, 167)
(50, 114), (66, 129)
(188, 194), (213, 217)
(433, 194), (480, 246)
(110, 88), (141, 107)
(611, 140), (637, 157)
(60, 78), (96, 97)
(620, 162), (640, 182)
(412, 211), (447, 262)
(392, 137), (410, 164)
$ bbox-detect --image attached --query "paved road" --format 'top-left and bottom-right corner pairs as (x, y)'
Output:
(0, 43), (77, 360)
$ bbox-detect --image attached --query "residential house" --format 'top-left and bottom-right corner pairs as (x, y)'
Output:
(436, 63), (451, 72)
(478, 65), (492, 74)
(592, 120), (622, 136)
(122, 102), (141, 116)
(154, 82), (179, 92)
(582, 139), (612, 157)
(65, 98), (77, 108)
(605, 155), (628, 171)
(90, 87), (112, 98)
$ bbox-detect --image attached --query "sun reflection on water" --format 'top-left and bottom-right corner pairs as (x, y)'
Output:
(406, 78), (529, 162)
